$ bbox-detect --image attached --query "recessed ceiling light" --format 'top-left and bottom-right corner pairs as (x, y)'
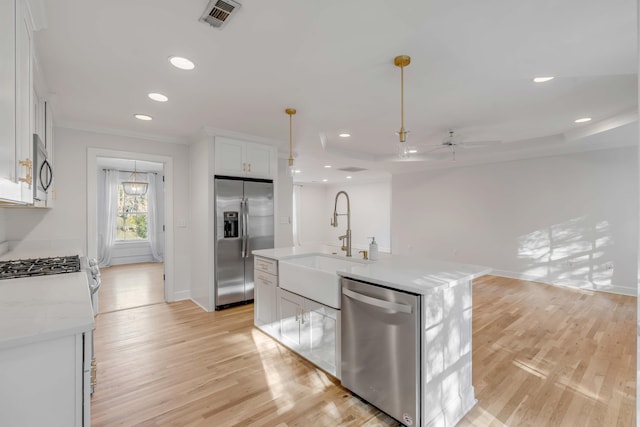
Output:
(134, 114), (153, 121)
(533, 76), (554, 83)
(574, 117), (592, 123)
(338, 132), (351, 138)
(324, 165), (332, 168)
(322, 179), (328, 182)
(148, 92), (168, 102)
(346, 176), (352, 179)
(169, 56), (195, 70)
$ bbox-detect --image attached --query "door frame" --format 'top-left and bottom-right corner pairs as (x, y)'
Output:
(86, 148), (175, 302)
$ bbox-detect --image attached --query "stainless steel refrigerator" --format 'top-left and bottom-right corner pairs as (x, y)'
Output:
(214, 177), (274, 309)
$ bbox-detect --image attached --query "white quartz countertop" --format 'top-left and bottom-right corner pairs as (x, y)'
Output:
(0, 272), (95, 350)
(253, 246), (491, 295)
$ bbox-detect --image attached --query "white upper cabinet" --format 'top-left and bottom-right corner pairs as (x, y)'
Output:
(214, 136), (275, 179)
(0, 0), (18, 202)
(0, 0), (33, 205)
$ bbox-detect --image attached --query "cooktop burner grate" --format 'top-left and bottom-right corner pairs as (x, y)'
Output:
(0, 255), (81, 280)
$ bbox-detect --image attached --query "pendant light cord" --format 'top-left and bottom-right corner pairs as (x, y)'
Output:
(285, 108), (296, 167)
(289, 113), (293, 165)
(400, 63), (405, 136)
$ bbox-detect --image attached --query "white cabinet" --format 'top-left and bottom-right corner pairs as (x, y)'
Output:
(277, 287), (340, 377)
(214, 136), (275, 179)
(278, 288), (305, 348)
(254, 256), (278, 333)
(306, 298), (339, 377)
(0, 0), (33, 205)
(0, 0), (17, 200)
(254, 256), (340, 378)
(0, 333), (89, 426)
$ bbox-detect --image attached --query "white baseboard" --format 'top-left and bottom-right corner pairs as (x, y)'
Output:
(172, 290), (190, 302)
(491, 269), (636, 296)
(190, 298), (211, 312)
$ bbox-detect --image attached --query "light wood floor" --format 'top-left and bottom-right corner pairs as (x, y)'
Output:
(98, 262), (164, 313)
(91, 274), (636, 426)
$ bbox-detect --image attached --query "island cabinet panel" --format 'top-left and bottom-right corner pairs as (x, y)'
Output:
(421, 280), (474, 427)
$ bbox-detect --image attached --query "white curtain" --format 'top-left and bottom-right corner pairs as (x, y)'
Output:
(98, 169), (120, 267)
(146, 173), (163, 262)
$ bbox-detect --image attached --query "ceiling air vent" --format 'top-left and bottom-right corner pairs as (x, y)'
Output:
(200, 0), (241, 29)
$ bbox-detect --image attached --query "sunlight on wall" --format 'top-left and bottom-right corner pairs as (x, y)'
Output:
(518, 217), (614, 290)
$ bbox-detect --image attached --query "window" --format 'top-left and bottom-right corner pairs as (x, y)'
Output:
(116, 185), (148, 241)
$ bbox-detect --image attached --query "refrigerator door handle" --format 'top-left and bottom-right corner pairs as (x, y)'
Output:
(241, 198), (247, 258)
(243, 198), (250, 257)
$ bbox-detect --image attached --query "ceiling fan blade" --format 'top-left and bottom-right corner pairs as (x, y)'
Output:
(459, 139), (501, 146)
(421, 145), (447, 153)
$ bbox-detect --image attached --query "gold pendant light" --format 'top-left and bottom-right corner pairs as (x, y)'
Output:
(394, 55), (411, 158)
(285, 108), (297, 176)
(122, 160), (148, 196)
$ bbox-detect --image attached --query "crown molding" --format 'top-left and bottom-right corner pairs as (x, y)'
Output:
(56, 120), (188, 145)
(201, 126), (283, 147)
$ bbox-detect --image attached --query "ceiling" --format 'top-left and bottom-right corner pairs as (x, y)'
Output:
(33, 0), (637, 183)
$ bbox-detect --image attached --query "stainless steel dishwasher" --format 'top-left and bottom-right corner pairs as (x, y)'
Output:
(341, 277), (421, 426)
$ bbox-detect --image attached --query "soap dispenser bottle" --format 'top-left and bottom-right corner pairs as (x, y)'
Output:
(368, 237), (378, 261)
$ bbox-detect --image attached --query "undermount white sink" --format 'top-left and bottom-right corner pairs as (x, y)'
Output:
(278, 253), (365, 309)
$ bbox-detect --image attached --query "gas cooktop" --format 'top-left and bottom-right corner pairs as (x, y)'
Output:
(0, 255), (81, 280)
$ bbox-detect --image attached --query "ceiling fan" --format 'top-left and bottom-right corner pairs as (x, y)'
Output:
(416, 130), (501, 161)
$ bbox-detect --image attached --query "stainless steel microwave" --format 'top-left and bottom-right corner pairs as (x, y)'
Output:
(33, 134), (52, 202)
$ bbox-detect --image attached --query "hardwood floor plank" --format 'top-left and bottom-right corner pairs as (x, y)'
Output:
(92, 273), (635, 426)
(99, 262), (164, 313)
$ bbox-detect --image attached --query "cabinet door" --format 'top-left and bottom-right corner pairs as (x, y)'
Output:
(305, 299), (338, 376)
(0, 0), (16, 188)
(245, 142), (273, 178)
(278, 288), (304, 350)
(215, 137), (245, 176)
(254, 270), (277, 331)
(15, 0), (33, 204)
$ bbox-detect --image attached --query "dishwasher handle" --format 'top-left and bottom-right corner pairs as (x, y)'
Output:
(342, 287), (413, 314)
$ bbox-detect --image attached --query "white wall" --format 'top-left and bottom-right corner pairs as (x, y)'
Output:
(3, 127), (192, 299)
(275, 158), (293, 248)
(296, 184), (327, 245)
(297, 179), (392, 253)
(392, 146), (638, 295)
(188, 133), (213, 310)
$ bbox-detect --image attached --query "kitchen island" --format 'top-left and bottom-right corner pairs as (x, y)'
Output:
(252, 246), (490, 427)
(0, 272), (95, 427)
